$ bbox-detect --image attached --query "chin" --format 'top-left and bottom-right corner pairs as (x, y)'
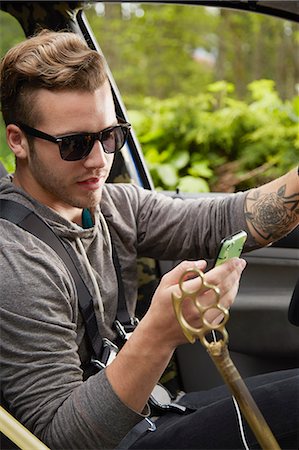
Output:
(76, 192), (103, 209)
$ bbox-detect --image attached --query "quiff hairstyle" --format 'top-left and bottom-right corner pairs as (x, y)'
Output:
(0, 30), (108, 126)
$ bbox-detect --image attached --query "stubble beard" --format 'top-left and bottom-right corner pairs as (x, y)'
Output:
(28, 143), (102, 210)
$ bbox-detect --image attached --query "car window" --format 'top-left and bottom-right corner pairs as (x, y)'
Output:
(0, 10), (25, 174)
(85, 3), (299, 193)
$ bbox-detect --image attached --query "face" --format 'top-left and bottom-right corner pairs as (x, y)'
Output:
(12, 83), (116, 222)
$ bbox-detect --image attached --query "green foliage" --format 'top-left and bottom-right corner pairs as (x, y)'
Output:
(86, 4), (298, 101)
(0, 4), (297, 190)
(83, 4), (299, 192)
(86, 4), (218, 98)
(128, 80), (298, 192)
(0, 11), (25, 173)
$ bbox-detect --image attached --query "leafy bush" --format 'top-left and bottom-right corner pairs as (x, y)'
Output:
(127, 79), (299, 192)
(1, 79), (297, 193)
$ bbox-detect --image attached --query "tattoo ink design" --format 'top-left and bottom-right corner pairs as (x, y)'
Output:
(245, 184), (299, 241)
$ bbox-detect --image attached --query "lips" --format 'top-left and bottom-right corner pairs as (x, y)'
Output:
(77, 177), (102, 190)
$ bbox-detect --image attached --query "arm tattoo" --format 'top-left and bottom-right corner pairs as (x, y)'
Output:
(245, 184), (299, 241)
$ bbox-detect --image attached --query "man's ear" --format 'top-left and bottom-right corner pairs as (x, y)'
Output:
(6, 124), (30, 159)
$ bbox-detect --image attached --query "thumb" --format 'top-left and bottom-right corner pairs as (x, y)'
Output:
(161, 260), (207, 288)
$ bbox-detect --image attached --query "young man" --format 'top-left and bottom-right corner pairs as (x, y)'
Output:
(0, 31), (298, 449)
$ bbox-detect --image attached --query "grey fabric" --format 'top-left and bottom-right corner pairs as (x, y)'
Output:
(0, 175), (258, 449)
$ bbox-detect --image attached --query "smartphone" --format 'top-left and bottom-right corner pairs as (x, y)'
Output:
(213, 230), (247, 267)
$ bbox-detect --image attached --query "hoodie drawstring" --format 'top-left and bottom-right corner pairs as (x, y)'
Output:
(75, 212), (113, 323)
(75, 236), (105, 322)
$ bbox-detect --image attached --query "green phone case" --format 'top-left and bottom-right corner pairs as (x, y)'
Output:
(214, 230), (247, 266)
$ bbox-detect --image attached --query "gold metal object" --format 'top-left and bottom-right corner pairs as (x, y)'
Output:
(172, 267), (281, 450)
(0, 406), (50, 450)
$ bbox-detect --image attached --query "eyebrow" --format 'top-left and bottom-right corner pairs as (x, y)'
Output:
(58, 119), (119, 137)
(55, 121), (119, 137)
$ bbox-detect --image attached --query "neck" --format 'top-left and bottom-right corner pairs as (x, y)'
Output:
(49, 204), (83, 226)
(12, 172), (83, 225)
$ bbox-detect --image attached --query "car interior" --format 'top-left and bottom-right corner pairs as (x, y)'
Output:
(0, 1), (298, 448)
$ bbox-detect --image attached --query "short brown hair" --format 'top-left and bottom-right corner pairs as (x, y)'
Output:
(0, 30), (108, 126)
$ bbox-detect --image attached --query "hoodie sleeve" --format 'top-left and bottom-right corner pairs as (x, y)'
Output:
(0, 220), (146, 449)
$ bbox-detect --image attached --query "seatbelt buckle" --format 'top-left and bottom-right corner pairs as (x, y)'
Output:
(149, 384), (189, 415)
(91, 338), (119, 370)
(114, 317), (139, 342)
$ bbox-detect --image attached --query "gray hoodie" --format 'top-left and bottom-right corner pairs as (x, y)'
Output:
(0, 175), (257, 449)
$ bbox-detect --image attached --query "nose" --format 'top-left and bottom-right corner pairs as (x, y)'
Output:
(83, 139), (108, 168)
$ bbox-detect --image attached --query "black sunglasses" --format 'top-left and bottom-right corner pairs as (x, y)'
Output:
(16, 118), (131, 161)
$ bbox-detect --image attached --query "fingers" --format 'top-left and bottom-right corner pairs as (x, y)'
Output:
(201, 257), (246, 309)
(162, 257), (245, 309)
(206, 257), (246, 287)
(161, 259), (207, 289)
(213, 259), (245, 314)
(177, 257), (246, 329)
(149, 257), (246, 347)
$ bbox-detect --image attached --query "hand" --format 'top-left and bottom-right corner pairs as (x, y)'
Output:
(147, 257), (247, 348)
(106, 257), (246, 413)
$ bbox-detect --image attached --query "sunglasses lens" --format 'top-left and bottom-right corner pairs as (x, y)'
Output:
(60, 135), (95, 161)
(102, 126), (127, 154)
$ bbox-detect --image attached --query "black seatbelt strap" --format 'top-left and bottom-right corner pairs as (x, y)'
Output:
(111, 241), (139, 338)
(0, 198), (103, 359)
(111, 242), (129, 324)
(0, 198), (189, 419)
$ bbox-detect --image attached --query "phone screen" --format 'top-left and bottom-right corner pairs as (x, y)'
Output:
(213, 230), (247, 267)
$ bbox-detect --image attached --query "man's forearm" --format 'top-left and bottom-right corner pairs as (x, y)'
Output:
(244, 166), (299, 245)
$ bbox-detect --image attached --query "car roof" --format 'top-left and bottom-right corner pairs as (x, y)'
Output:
(0, 1), (298, 37)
